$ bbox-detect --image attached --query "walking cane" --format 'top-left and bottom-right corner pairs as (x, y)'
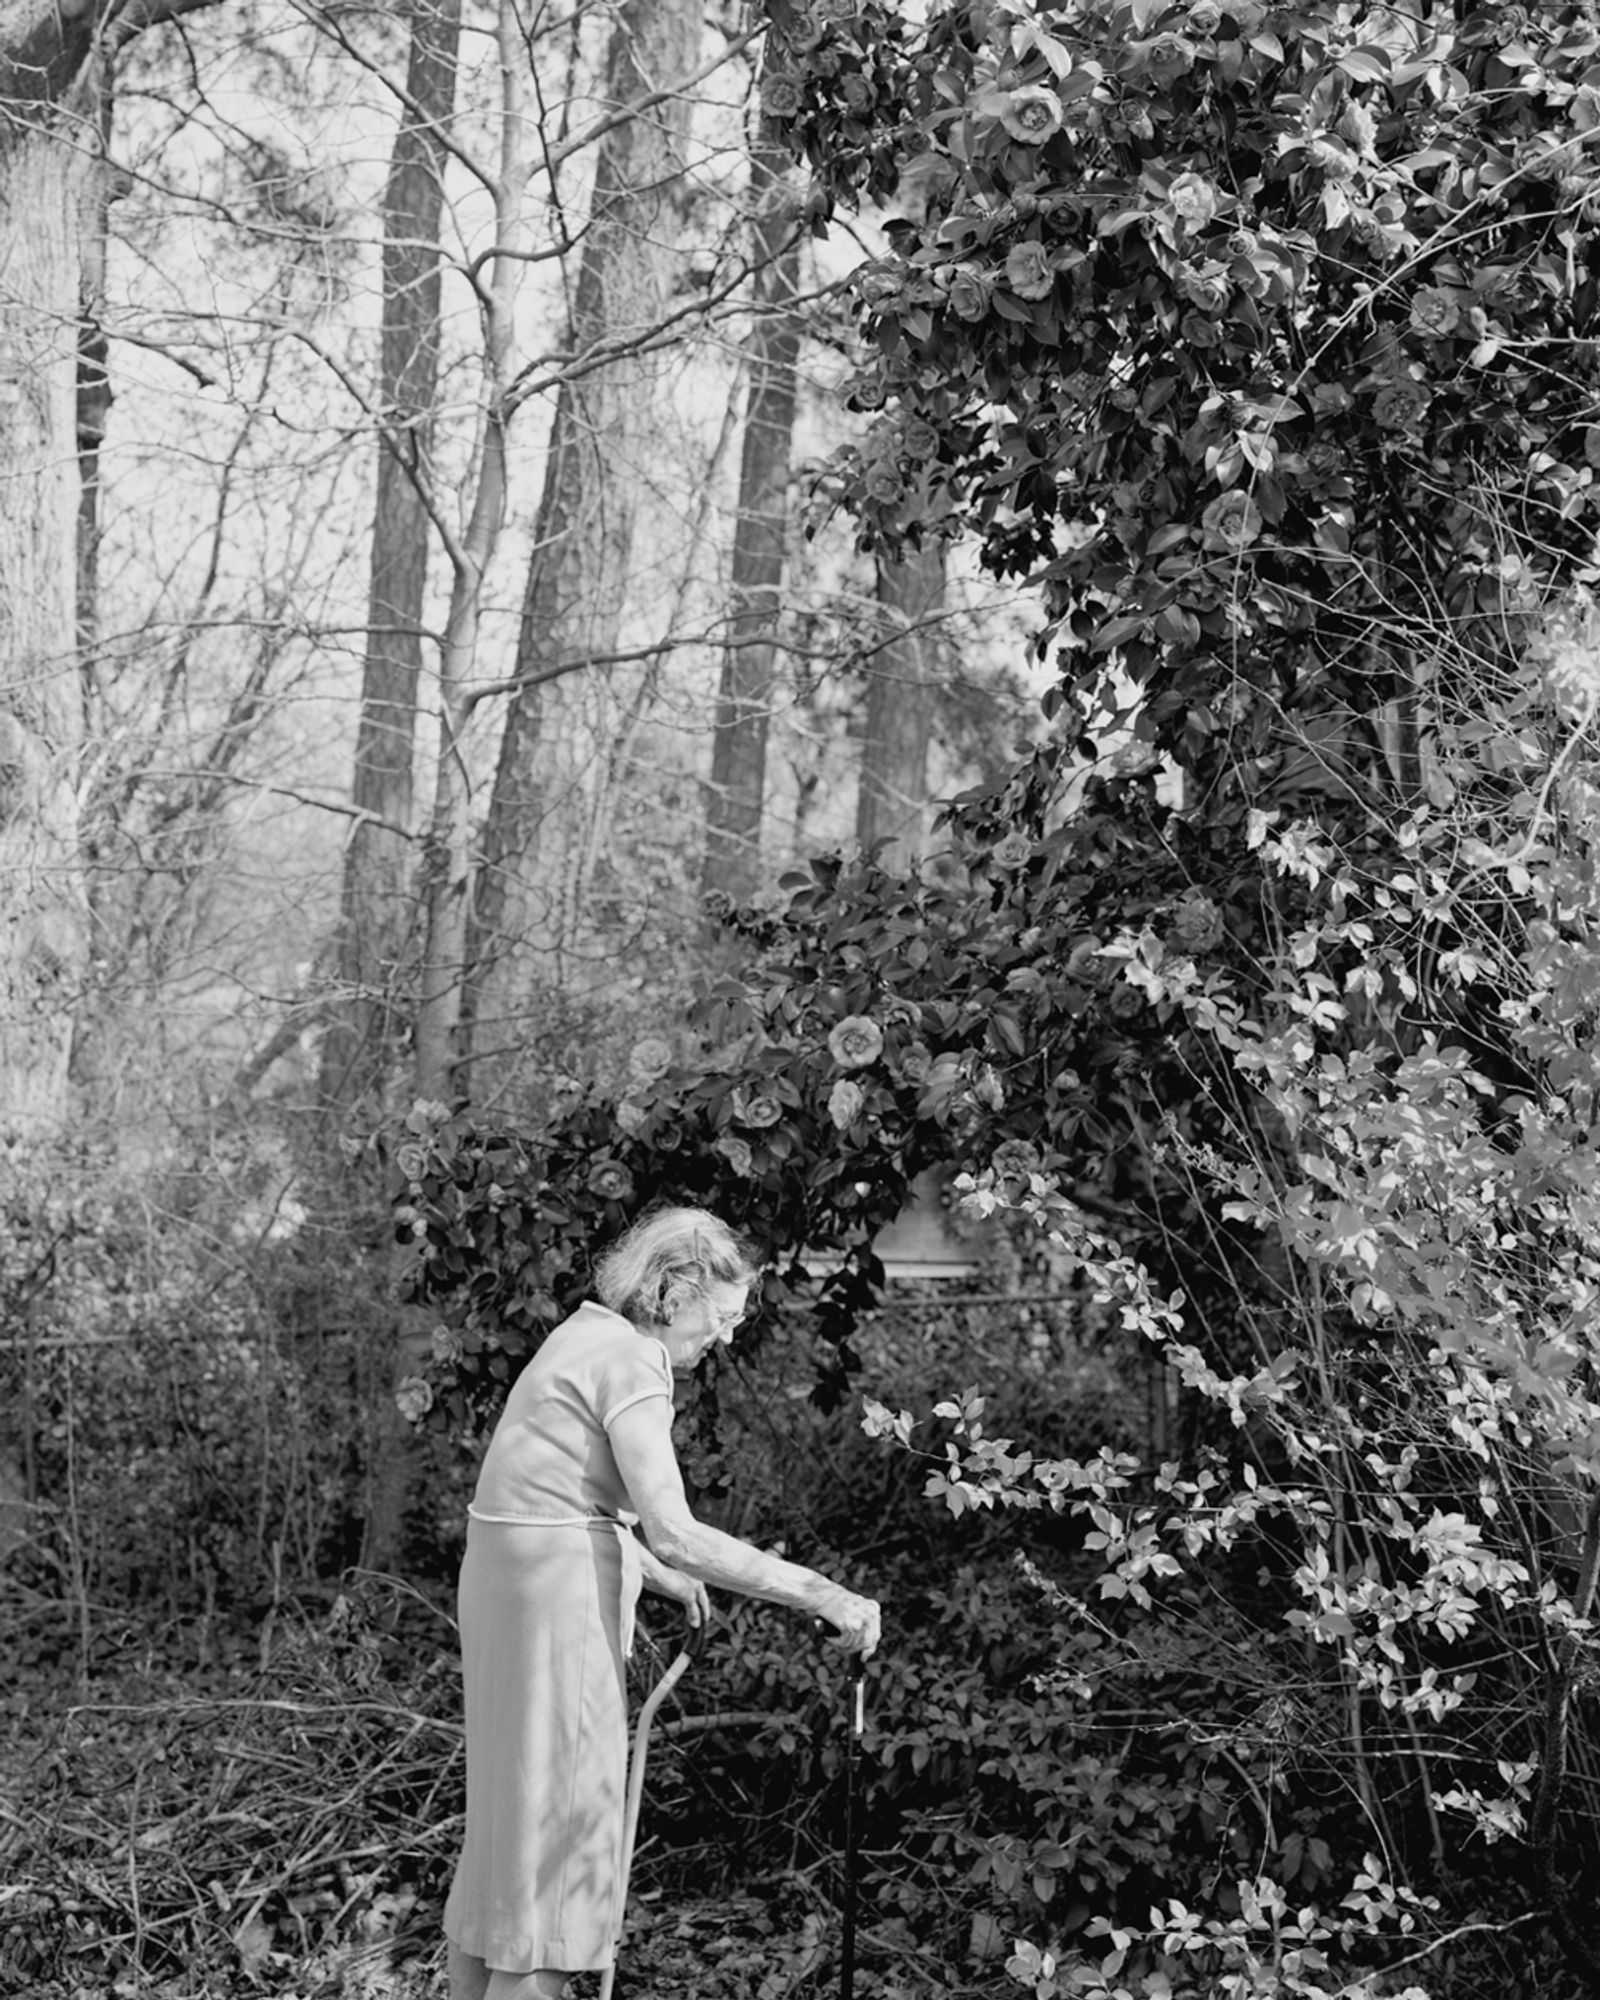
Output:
(839, 1660), (865, 2000)
(599, 1612), (705, 2000)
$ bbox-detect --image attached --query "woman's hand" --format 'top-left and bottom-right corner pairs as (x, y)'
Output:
(817, 1585), (881, 1659)
(638, 1541), (712, 1628)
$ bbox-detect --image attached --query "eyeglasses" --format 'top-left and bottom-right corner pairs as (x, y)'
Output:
(709, 1302), (748, 1333)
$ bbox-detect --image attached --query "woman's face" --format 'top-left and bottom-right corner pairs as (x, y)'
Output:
(658, 1278), (751, 1371)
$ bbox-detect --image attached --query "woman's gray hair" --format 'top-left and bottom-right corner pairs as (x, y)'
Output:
(593, 1205), (759, 1327)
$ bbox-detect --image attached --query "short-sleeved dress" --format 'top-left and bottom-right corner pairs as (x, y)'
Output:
(442, 1301), (674, 1974)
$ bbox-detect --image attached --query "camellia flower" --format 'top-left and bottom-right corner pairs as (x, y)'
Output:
(627, 1034), (673, 1079)
(900, 417), (940, 460)
(1371, 379), (1431, 430)
(1004, 240), (1056, 300)
(856, 267), (901, 307)
(863, 462), (905, 506)
(992, 831), (1033, 869)
(1308, 136), (1355, 180)
(992, 1138), (1044, 1180)
(1178, 263), (1229, 313)
(430, 1325), (463, 1365)
(999, 85), (1065, 145)
(1109, 741), (1159, 778)
(1170, 893), (1226, 952)
(615, 1099), (649, 1137)
(947, 267), (990, 322)
(588, 1157), (635, 1203)
(1573, 84), (1600, 135)
(734, 1090), (783, 1129)
(1201, 491), (1264, 550)
(1168, 171), (1220, 228)
(1140, 33), (1194, 76)
(839, 72), (875, 115)
(395, 1376), (434, 1424)
(759, 72), (805, 119)
(1409, 286), (1460, 337)
(828, 1014), (885, 1068)
(1584, 426), (1600, 468)
(828, 1078), (866, 1130)
(790, 14), (830, 55)
(715, 1134), (755, 1177)
(1186, 0), (1223, 32)
(899, 1042), (934, 1084)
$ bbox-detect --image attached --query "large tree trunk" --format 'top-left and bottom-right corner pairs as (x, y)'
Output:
(0, 13), (98, 1138)
(701, 102), (803, 905)
(856, 547), (944, 871)
(466, 0), (700, 1075)
(320, 0), (461, 1126)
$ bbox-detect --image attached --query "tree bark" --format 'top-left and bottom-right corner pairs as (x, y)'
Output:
(856, 546), (944, 871)
(467, 0), (701, 1070)
(0, 13), (98, 1138)
(701, 104), (803, 905)
(320, 0), (461, 1126)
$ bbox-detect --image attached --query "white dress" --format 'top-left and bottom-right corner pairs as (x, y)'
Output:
(442, 1303), (672, 1973)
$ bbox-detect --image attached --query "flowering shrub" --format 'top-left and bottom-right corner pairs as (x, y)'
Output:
(853, 614), (1600, 1990)
(776, 0), (1600, 812)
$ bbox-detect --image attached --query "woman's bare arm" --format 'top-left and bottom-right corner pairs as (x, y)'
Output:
(610, 1397), (880, 1654)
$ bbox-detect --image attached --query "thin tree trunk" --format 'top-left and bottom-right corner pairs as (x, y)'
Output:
(411, 0), (530, 1104)
(320, 0), (461, 1125)
(69, 64), (118, 1098)
(0, 22), (96, 1138)
(701, 103), (803, 905)
(856, 547), (943, 871)
(75, 70), (113, 688)
(314, 0), (466, 1580)
(467, 0), (700, 1071)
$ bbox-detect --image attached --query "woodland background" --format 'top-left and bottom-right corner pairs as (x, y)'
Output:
(9, 2), (1600, 1998)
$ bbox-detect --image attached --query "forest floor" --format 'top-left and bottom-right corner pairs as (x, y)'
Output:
(0, 1603), (1008, 2000)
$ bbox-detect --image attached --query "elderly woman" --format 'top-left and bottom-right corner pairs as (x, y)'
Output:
(444, 1205), (882, 2000)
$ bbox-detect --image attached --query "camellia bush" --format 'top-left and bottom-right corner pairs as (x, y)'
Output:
(769, 0), (1600, 794)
